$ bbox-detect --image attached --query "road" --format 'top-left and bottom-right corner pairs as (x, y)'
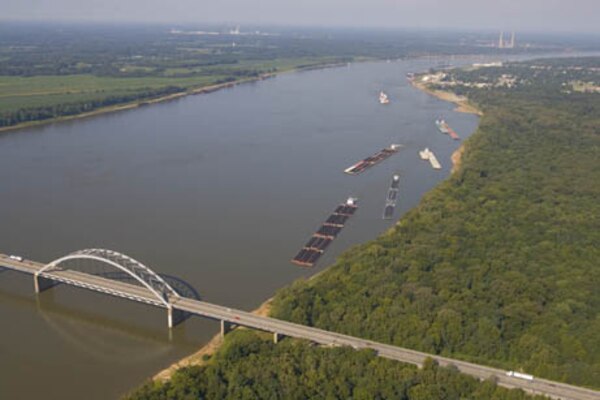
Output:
(1, 254), (598, 400)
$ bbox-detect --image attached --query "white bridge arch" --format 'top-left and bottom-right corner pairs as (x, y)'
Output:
(35, 249), (183, 326)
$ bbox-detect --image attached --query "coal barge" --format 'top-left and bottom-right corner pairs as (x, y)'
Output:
(291, 197), (358, 267)
(383, 174), (400, 220)
(344, 144), (402, 175)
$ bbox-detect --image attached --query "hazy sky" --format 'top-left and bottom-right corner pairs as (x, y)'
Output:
(3, 0), (599, 33)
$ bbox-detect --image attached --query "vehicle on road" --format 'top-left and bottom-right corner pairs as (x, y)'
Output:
(9, 255), (23, 262)
(506, 371), (534, 381)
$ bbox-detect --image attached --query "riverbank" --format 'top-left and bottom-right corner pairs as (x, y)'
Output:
(413, 76), (480, 174)
(0, 62), (348, 134)
(408, 74), (478, 174)
(152, 235), (369, 383)
(153, 298), (273, 382)
(148, 68), (479, 387)
(0, 82), (235, 134)
(410, 79), (482, 116)
(265, 56), (600, 389)
(126, 55), (600, 399)
(451, 145), (466, 173)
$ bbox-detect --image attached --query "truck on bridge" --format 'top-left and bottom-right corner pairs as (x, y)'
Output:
(507, 371), (534, 381)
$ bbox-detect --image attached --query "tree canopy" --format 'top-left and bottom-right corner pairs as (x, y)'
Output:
(127, 331), (545, 400)
(271, 57), (600, 388)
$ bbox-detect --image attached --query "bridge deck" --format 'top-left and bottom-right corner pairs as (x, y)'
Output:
(1, 254), (598, 400)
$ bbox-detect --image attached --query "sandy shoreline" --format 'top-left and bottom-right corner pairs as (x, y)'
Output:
(153, 249), (348, 381)
(410, 79), (482, 116)
(408, 76), (482, 175)
(152, 298), (273, 382)
(451, 144), (466, 173)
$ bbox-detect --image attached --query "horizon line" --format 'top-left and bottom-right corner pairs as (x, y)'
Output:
(1, 18), (599, 36)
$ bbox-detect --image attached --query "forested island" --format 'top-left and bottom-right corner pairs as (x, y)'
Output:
(126, 57), (599, 398)
(1, 22), (594, 130)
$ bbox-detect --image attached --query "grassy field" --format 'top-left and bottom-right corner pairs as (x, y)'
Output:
(0, 56), (344, 125)
(0, 74), (223, 113)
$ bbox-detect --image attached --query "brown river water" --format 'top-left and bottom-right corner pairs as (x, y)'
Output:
(0, 58), (485, 399)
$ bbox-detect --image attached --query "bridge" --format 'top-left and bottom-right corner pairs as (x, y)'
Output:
(1, 250), (599, 400)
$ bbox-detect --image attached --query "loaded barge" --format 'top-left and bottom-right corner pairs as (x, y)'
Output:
(435, 119), (460, 140)
(419, 148), (442, 170)
(383, 174), (400, 220)
(344, 144), (402, 175)
(291, 197), (358, 267)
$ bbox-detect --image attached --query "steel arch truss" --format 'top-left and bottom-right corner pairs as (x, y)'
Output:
(37, 249), (181, 308)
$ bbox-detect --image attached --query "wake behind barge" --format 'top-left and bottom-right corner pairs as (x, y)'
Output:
(291, 197), (358, 267)
(344, 144), (402, 175)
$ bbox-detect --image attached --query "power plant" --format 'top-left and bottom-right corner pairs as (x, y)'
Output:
(498, 31), (516, 49)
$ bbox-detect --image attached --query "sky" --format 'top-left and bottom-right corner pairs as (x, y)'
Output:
(3, 0), (599, 33)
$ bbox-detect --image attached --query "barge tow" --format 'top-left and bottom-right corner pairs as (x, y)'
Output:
(292, 197), (358, 267)
(344, 144), (402, 175)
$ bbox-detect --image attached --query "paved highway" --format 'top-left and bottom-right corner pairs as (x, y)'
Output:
(1, 254), (598, 400)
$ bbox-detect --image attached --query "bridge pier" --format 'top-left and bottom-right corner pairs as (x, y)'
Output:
(273, 332), (282, 344)
(220, 320), (231, 338)
(34, 274), (59, 293)
(167, 308), (187, 329)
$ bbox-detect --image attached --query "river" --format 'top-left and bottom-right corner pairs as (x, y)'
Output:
(0, 58), (484, 399)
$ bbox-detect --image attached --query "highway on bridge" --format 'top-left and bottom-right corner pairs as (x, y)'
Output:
(1, 253), (598, 400)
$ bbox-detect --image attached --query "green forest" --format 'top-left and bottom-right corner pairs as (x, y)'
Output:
(128, 57), (599, 399)
(271, 57), (600, 388)
(127, 330), (545, 400)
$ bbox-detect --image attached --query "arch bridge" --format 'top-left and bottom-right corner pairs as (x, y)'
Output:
(20, 248), (187, 327)
(1, 250), (599, 400)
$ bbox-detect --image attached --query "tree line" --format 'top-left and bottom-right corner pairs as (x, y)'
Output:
(0, 86), (185, 127)
(126, 330), (545, 400)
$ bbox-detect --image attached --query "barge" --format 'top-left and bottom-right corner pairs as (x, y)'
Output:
(344, 144), (402, 175)
(291, 197), (358, 267)
(435, 118), (460, 140)
(383, 174), (400, 220)
(419, 148), (442, 170)
(379, 91), (390, 104)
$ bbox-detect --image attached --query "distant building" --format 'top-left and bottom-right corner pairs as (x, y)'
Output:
(497, 31), (516, 49)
